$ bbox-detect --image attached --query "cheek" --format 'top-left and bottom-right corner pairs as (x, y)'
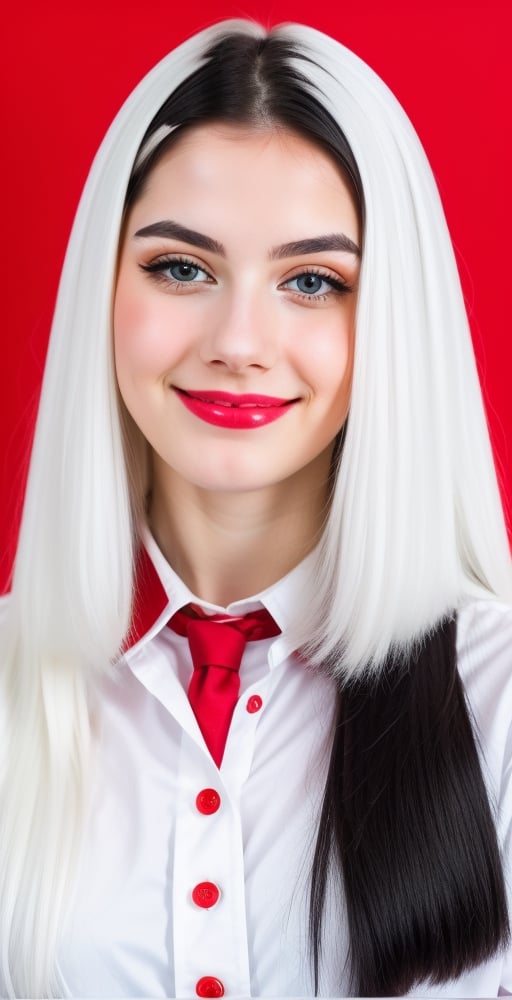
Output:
(294, 316), (355, 403)
(113, 278), (191, 387)
(114, 285), (162, 372)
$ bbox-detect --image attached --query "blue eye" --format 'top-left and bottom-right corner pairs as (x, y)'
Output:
(140, 256), (212, 287)
(168, 261), (200, 282)
(285, 271), (351, 298)
(294, 274), (325, 294)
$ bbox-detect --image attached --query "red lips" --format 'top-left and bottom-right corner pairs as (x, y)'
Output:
(174, 388), (297, 429)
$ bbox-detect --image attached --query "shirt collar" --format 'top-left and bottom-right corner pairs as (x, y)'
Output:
(124, 524), (316, 663)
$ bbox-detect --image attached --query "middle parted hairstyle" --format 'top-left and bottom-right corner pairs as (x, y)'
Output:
(121, 22), (511, 672)
(12, 21), (509, 681)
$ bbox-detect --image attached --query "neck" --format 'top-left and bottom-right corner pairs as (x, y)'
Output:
(148, 451), (332, 606)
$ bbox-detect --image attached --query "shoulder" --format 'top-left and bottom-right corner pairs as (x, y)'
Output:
(457, 597), (512, 690)
(457, 598), (512, 823)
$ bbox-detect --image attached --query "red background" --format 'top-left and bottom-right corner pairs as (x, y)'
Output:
(1, 1), (510, 592)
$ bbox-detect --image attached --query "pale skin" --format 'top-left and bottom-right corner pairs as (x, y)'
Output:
(114, 123), (361, 606)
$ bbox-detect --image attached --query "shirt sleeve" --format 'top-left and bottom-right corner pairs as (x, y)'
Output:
(458, 598), (512, 996)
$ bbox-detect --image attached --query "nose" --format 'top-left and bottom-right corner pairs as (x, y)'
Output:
(199, 287), (278, 373)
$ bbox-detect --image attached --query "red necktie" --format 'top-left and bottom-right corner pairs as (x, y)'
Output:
(168, 605), (280, 766)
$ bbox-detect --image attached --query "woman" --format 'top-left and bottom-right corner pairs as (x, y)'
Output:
(0, 19), (511, 999)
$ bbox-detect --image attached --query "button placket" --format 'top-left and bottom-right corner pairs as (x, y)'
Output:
(173, 749), (251, 997)
(219, 672), (271, 784)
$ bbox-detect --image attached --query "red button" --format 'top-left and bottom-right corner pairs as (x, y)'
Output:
(196, 789), (221, 814)
(192, 881), (220, 908)
(246, 694), (263, 713)
(196, 976), (224, 997)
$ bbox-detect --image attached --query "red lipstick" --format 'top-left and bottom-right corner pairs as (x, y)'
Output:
(174, 389), (297, 429)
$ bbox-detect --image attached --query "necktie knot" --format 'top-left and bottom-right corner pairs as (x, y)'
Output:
(167, 604), (280, 766)
(186, 618), (247, 674)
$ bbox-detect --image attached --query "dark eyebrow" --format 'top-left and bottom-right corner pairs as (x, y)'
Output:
(270, 233), (360, 259)
(133, 220), (360, 260)
(134, 220), (226, 256)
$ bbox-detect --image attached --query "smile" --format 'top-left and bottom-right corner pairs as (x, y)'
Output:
(174, 389), (298, 429)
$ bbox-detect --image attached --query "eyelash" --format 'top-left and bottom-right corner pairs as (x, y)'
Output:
(139, 255), (353, 301)
(139, 255), (213, 290)
(283, 267), (352, 302)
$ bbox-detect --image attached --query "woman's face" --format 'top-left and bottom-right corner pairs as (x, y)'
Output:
(114, 123), (360, 499)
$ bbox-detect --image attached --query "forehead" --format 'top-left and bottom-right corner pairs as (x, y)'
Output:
(126, 123), (360, 246)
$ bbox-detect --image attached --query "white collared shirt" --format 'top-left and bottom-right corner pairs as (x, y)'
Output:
(49, 532), (512, 996)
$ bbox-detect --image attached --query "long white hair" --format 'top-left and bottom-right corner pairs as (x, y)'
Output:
(0, 19), (510, 996)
